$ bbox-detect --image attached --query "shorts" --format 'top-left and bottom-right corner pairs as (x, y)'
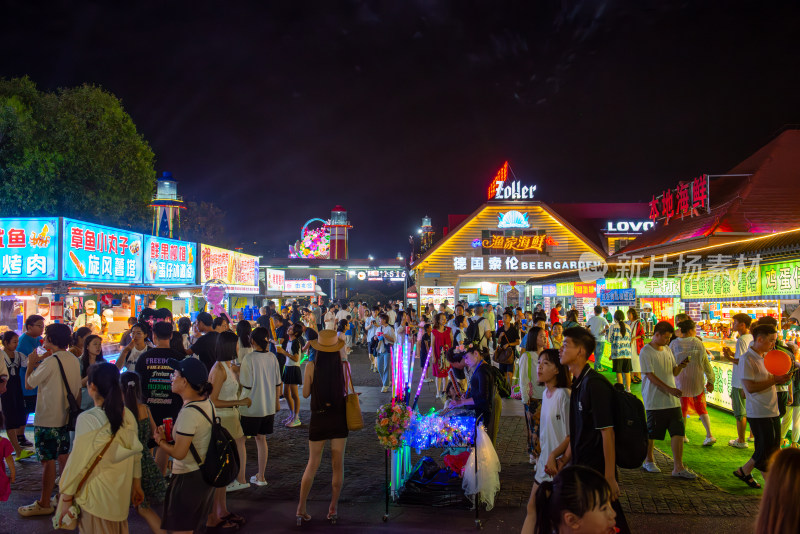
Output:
(680, 392), (708, 417)
(217, 408), (244, 440)
(612, 359), (632, 373)
(283, 365), (303, 385)
(241, 414), (275, 436)
(749, 416), (781, 472)
(732, 387), (746, 420)
(161, 470), (214, 531)
(646, 407), (685, 441)
(499, 362), (514, 374)
(34, 425), (70, 461)
(777, 391), (788, 418)
(420, 352), (429, 369)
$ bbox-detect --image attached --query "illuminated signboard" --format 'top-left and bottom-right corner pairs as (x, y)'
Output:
(452, 256), (601, 273)
(199, 244), (259, 294)
(266, 269), (285, 292)
(599, 288), (636, 306)
(542, 284), (557, 297)
(480, 234), (558, 253)
(486, 161), (537, 201)
(497, 211), (530, 229)
(631, 277), (680, 297)
(761, 260), (800, 296)
(62, 218), (143, 283)
(480, 282), (498, 296)
(681, 267), (760, 300)
(144, 236), (196, 285)
(0, 217), (58, 281)
(574, 282), (597, 299)
(350, 269), (406, 282)
(284, 279), (315, 293)
(604, 221), (654, 235)
(649, 175), (710, 223)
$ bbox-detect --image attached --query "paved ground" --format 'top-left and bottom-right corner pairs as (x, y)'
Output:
(0, 346), (761, 533)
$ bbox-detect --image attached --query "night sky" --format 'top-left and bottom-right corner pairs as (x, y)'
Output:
(3, 2), (800, 259)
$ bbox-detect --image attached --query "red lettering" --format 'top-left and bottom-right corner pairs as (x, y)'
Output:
(649, 195), (660, 221)
(84, 230), (96, 252)
(161, 243), (169, 260)
(109, 234), (118, 255)
(70, 227), (84, 250)
(150, 241), (160, 259)
(118, 236), (128, 256)
(170, 245), (178, 261)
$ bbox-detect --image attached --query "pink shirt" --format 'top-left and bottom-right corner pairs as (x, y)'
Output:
(0, 437), (12, 501)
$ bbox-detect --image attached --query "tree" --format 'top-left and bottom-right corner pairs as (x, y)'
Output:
(0, 76), (155, 230)
(181, 200), (233, 248)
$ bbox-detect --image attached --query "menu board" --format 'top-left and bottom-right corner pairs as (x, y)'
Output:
(144, 236), (196, 285)
(199, 244), (259, 293)
(0, 217), (59, 281)
(631, 277), (680, 297)
(761, 260), (800, 296)
(265, 269), (285, 292)
(62, 218), (143, 283)
(681, 268), (760, 300)
(707, 360), (734, 412)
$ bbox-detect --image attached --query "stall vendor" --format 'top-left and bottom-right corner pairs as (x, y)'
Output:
(74, 299), (102, 334)
(449, 346), (501, 443)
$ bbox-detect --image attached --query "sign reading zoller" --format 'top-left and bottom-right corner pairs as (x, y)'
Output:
(486, 161), (537, 201)
(199, 244), (259, 294)
(62, 218), (143, 283)
(0, 217), (59, 281)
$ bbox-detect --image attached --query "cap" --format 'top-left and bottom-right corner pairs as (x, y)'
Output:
(167, 357), (208, 388)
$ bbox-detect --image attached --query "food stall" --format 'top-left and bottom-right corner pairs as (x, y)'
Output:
(142, 235), (201, 320)
(199, 244), (260, 321)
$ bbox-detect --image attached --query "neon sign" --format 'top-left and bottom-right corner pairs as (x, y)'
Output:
(480, 234), (558, 252)
(144, 236), (195, 285)
(0, 217), (59, 281)
(62, 218), (143, 284)
(604, 221), (654, 235)
(289, 218), (330, 259)
(649, 175), (710, 223)
(486, 162), (537, 201)
(497, 211), (530, 229)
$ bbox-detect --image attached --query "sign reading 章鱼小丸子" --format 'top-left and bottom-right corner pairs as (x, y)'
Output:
(0, 217), (59, 281)
(62, 218), (144, 284)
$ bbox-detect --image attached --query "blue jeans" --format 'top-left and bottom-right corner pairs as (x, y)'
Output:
(377, 351), (391, 387)
(594, 341), (605, 370)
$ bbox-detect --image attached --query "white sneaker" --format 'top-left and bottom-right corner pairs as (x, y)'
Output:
(642, 462), (661, 473)
(672, 468), (697, 479)
(287, 418), (301, 428)
(226, 480), (250, 492)
(702, 437), (717, 447)
(529, 453), (537, 465)
(683, 436), (690, 443)
(249, 475), (268, 487)
(728, 439), (748, 449)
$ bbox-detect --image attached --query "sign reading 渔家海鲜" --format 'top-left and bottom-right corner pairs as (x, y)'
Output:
(144, 236), (195, 284)
(0, 217), (59, 281)
(62, 219), (143, 283)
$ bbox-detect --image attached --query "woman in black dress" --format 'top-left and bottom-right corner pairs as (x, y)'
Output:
(296, 330), (348, 526)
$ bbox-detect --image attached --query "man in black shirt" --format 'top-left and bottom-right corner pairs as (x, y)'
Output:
(186, 312), (219, 371)
(548, 326), (630, 534)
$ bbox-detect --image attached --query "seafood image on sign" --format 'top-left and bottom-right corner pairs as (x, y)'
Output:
(497, 211), (530, 228)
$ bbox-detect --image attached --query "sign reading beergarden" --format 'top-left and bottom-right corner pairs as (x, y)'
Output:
(452, 256), (603, 273)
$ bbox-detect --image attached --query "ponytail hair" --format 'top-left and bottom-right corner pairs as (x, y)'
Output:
(188, 380), (214, 398)
(87, 363), (125, 434)
(613, 309), (627, 337)
(533, 465), (613, 534)
(120, 371), (142, 418)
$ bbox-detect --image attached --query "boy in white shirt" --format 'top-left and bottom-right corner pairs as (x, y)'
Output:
(586, 305), (609, 372)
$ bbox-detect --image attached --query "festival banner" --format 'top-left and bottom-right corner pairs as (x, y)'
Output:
(0, 217), (59, 281)
(62, 218), (143, 283)
(199, 244), (259, 293)
(144, 236), (196, 285)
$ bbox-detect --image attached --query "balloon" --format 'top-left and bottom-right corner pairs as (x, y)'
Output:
(764, 349), (792, 376)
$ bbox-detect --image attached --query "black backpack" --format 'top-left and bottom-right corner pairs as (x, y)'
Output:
(485, 364), (512, 398)
(611, 383), (648, 469)
(187, 403), (240, 487)
(465, 317), (485, 348)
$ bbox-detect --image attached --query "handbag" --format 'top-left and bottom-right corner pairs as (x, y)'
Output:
(492, 331), (515, 365)
(343, 362), (363, 431)
(53, 435), (115, 530)
(54, 354), (81, 431)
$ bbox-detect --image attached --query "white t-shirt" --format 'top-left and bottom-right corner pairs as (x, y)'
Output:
(324, 311), (336, 330)
(27, 351), (82, 428)
(732, 333), (754, 389)
(586, 315), (609, 341)
(670, 337), (715, 398)
(468, 316), (488, 350)
(387, 309), (397, 325)
(284, 340), (300, 367)
(639, 344), (680, 411)
(335, 309), (351, 324)
(534, 388), (571, 483)
(239, 350), (283, 418)
(173, 399), (213, 474)
(365, 315), (379, 340)
(740, 348), (779, 418)
(124, 345), (150, 372)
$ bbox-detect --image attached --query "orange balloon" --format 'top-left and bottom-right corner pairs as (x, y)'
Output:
(764, 350), (792, 376)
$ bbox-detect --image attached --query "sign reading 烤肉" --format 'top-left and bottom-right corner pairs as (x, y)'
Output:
(144, 236), (195, 284)
(62, 218), (143, 283)
(0, 217), (59, 281)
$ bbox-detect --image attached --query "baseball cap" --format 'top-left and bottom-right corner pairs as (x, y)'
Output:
(167, 357), (208, 388)
(196, 312), (213, 326)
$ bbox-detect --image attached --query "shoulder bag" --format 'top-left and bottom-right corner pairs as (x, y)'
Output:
(343, 362), (363, 431)
(55, 354), (82, 431)
(493, 331), (515, 365)
(53, 434), (115, 530)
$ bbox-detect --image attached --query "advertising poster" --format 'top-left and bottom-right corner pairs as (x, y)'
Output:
(199, 244), (259, 293)
(707, 360), (733, 412)
(144, 236), (196, 285)
(0, 217), (59, 281)
(62, 218), (143, 283)
(266, 269), (285, 292)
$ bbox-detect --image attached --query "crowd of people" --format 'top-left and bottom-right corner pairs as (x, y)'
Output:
(0, 303), (357, 533)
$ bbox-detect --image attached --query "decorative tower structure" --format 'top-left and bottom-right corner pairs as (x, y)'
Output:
(420, 215), (434, 252)
(329, 205), (352, 260)
(150, 172), (186, 239)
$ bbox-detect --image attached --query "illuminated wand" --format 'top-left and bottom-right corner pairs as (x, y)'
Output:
(412, 345), (433, 412)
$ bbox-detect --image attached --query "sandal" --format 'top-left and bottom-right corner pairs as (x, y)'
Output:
(222, 513), (246, 525)
(206, 519), (239, 532)
(733, 468), (762, 489)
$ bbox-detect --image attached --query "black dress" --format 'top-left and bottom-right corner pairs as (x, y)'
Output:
(1, 351), (26, 428)
(308, 360), (348, 442)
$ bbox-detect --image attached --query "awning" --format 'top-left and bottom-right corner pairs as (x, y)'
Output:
(0, 287), (38, 296)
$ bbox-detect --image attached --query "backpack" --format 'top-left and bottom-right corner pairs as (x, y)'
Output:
(187, 403), (240, 487)
(611, 383), (648, 469)
(465, 317), (485, 348)
(485, 364), (511, 398)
